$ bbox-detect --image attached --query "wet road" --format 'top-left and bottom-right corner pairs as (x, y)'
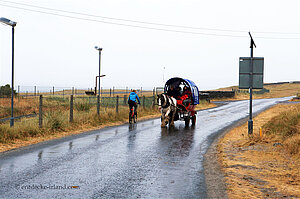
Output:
(0, 97), (291, 199)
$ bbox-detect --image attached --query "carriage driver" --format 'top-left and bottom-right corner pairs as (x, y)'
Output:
(128, 90), (141, 114)
(167, 85), (181, 100)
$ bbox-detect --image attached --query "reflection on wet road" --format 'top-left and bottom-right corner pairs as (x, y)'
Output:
(0, 97), (291, 198)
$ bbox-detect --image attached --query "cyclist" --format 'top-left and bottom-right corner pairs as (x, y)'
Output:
(128, 90), (141, 116)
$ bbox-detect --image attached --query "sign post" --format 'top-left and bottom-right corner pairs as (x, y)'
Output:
(248, 32), (256, 135)
(239, 32), (264, 135)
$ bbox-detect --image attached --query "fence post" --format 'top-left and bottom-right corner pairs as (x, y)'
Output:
(152, 95), (155, 108)
(116, 96), (119, 113)
(72, 87), (74, 95)
(110, 88), (112, 97)
(124, 95), (127, 105)
(143, 96), (145, 109)
(39, 95), (43, 128)
(70, 95), (73, 122)
(17, 85), (20, 99)
(97, 95), (100, 115)
(53, 86), (55, 96)
(34, 86), (36, 96)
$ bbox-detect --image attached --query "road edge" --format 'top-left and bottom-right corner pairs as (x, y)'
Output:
(203, 118), (247, 199)
(203, 100), (289, 199)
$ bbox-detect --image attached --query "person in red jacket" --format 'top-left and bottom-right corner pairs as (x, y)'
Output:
(178, 86), (192, 107)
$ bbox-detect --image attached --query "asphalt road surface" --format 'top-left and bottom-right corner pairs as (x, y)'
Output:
(0, 97), (291, 199)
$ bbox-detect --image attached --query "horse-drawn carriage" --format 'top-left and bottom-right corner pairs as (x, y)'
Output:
(157, 77), (199, 127)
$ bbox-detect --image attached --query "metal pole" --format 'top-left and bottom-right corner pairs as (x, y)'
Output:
(98, 50), (101, 96)
(97, 95), (100, 115)
(10, 26), (14, 127)
(97, 49), (102, 115)
(248, 32), (256, 135)
(116, 96), (119, 113)
(70, 95), (73, 122)
(39, 95), (43, 128)
(248, 47), (253, 135)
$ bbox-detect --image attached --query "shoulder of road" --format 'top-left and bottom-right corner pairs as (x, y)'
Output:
(215, 102), (300, 198)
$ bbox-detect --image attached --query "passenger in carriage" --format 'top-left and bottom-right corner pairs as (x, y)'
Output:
(178, 86), (192, 107)
(182, 86), (192, 99)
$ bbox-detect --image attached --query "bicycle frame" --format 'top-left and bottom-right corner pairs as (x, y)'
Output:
(129, 103), (137, 124)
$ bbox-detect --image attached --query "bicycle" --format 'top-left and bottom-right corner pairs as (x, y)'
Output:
(129, 104), (138, 124)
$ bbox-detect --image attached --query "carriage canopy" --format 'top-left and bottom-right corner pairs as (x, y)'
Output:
(164, 77), (199, 105)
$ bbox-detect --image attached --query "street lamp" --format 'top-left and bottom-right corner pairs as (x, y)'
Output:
(0, 17), (17, 127)
(95, 46), (102, 115)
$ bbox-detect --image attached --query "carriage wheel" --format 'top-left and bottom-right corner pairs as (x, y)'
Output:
(191, 115), (196, 126)
(185, 117), (190, 127)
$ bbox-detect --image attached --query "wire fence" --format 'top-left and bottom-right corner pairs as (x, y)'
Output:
(0, 87), (164, 126)
(10, 85), (164, 98)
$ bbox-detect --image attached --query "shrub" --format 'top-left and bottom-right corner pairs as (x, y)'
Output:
(263, 111), (299, 138)
(75, 102), (92, 111)
(45, 111), (66, 131)
(0, 84), (17, 97)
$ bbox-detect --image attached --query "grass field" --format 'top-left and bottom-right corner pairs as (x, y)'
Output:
(214, 82), (300, 101)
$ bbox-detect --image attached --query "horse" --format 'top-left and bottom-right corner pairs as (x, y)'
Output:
(157, 93), (177, 127)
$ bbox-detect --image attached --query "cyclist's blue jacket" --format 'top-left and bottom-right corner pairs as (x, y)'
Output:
(128, 92), (141, 104)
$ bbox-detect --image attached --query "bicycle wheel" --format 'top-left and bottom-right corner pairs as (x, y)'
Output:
(134, 112), (137, 123)
(129, 110), (132, 124)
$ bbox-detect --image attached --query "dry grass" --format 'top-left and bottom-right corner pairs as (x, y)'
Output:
(196, 100), (216, 110)
(218, 104), (300, 198)
(214, 82), (300, 101)
(0, 97), (39, 118)
(0, 96), (215, 152)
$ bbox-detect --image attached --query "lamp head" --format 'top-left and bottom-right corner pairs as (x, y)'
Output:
(94, 46), (102, 51)
(0, 17), (17, 27)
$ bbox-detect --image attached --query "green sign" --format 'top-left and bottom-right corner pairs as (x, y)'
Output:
(239, 57), (264, 89)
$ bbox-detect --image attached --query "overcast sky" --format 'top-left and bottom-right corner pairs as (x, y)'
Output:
(0, 0), (299, 91)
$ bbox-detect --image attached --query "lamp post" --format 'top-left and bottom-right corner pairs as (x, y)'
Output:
(95, 46), (102, 115)
(0, 17), (17, 127)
